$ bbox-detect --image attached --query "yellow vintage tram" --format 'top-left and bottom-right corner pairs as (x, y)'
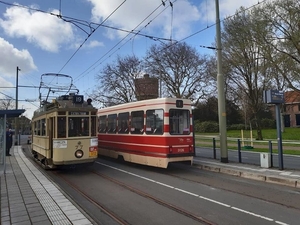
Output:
(31, 75), (98, 168)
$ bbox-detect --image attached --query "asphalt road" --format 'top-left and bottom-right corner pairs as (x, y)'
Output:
(26, 153), (300, 225)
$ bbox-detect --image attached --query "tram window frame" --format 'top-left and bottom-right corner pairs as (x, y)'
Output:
(107, 114), (117, 133)
(118, 112), (129, 134)
(41, 119), (46, 136)
(57, 117), (66, 138)
(91, 116), (97, 136)
(36, 120), (41, 135)
(98, 115), (107, 133)
(169, 109), (190, 135)
(68, 117), (90, 137)
(146, 109), (163, 135)
(131, 110), (144, 134)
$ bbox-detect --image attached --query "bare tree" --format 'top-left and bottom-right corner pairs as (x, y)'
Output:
(222, 8), (275, 140)
(90, 55), (144, 107)
(144, 42), (212, 104)
(261, 0), (300, 90)
(0, 98), (15, 110)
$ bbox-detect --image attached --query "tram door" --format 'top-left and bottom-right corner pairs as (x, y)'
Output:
(49, 117), (54, 158)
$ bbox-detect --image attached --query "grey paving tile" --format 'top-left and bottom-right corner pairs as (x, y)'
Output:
(28, 209), (47, 217)
(1, 215), (10, 222)
(1, 220), (12, 225)
(9, 206), (27, 213)
(10, 210), (29, 217)
(32, 220), (52, 225)
(12, 220), (31, 225)
(24, 197), (39, 204)
(11, 214), (30, 223)
(25, 203), (42, 209)
(1, 209), (10, 216)
(31, 214), (50, 223)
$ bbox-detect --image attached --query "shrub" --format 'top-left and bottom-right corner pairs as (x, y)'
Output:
(194, 120), (219, 133)
(227, 124), (245, 130)
(261, 118), (276, 129)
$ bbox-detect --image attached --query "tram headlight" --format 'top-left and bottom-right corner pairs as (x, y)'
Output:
(75, 150), (84, 158)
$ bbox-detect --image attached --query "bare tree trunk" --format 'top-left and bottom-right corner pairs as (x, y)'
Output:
(254, 116), (263, 140)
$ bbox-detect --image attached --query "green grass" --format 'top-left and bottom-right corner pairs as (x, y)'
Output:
(196, 127), (300, 155)
(198, 127), (300, 141)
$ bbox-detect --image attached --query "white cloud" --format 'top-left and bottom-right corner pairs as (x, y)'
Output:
(0, 5), (74, 52)
(73, 39), (104, 49)
(86, 0), (200, 41)
(0, 37), (37, 77)
(199, 0), (265, 23)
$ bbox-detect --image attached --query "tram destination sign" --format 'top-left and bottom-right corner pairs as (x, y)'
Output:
(69, 112), (88, 115)
(263, 90), (284, 104)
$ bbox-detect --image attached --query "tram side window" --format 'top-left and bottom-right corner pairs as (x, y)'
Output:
(169, 109), (190, 135)
(118, 112), (129, 134)
(41, 119), (46, 136)
(33, 121), (39, 135)
(131, 110), (144, 134)
(146, 109), (163, 135)
(69, 117), (89, 137)
(98, 115), (107, 133)
(57, 117), (66, 138)
(107, 114), (117, 133)
(36, 120), (41, 135)
(91, 116), (97, 136)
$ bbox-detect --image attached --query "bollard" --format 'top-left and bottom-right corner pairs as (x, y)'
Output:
(213, 138), (216, 159)
(269, 140), (273, 168)
(238, 139), (242, 163)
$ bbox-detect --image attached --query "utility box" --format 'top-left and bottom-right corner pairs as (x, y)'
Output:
(260, 153), (271, 168)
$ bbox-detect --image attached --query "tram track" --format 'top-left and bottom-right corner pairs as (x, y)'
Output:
(91, 170), (216, 225)
(52, 167), (215, 225)
(53, 170), (131, 225)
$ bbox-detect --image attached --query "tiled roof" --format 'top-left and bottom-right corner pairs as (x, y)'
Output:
(285, 91), (300, 103)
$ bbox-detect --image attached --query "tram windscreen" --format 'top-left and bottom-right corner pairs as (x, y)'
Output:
(169, 109), (190, 135)
(68, 117), (89, 137)
(57, 117), (66, 138)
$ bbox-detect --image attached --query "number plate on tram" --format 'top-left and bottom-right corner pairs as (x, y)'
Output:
(89, 146), (98, 157)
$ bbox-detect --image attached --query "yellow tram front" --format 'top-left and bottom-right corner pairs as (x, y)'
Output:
(31, 94), (98, 168)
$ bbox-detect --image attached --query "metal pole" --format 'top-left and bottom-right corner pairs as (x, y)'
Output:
(275, 104), (284, 170)
(238, 139), (242, 163)
(268, 140), (273, 168)
(4, 114), (7, 173)
(213, 138), (216, 159)
(15, 66), (20, 145)
(215, 0), (228, 163)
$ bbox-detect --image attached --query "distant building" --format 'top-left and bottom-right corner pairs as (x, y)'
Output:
(281, 91), (300, 127)
(134, 74), (159, 101)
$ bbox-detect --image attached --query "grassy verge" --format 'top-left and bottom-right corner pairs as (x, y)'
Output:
(195, 127), (300, 156)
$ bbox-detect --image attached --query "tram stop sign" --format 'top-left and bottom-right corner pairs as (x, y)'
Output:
(0, 109), (25, 175)
(263, 90), (284, 104)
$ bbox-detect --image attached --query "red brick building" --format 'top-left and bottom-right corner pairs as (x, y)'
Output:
(282, 91), (300, 127)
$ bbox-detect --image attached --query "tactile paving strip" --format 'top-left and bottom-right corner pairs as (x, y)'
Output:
(14, 147), (93, 225)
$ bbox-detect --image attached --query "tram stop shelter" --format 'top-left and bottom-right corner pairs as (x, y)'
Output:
(0, 109), (25, 175)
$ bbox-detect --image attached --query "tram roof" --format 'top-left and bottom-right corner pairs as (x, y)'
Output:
(0, 109), (25, 118)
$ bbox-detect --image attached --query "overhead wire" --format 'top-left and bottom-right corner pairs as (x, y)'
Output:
(73, 0), (173, 83)
(0, 0), (270, 92)
(57, 0), (127, 73)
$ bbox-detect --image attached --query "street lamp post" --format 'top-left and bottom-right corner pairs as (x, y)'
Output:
(15, 66), (21, 145)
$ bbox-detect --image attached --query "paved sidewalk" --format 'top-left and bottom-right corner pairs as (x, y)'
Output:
(1, 146), (95, 225)
(193, 158), (300, 188)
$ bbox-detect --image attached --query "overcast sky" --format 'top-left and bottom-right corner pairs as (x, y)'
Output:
(0, 0), (266, 118)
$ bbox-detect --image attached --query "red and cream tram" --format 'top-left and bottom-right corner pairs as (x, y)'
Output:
(97, 98), (194, 168)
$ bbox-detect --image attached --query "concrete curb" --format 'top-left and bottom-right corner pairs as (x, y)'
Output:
(193, 163), (299, 188)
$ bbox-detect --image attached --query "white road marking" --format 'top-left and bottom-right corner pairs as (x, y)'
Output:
(96, 162), (289, 225)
